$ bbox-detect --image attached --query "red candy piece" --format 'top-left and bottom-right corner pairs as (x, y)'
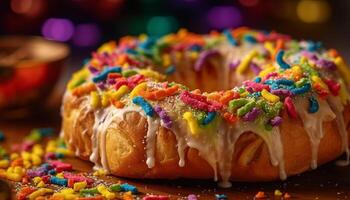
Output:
(180, 91), (222, 112)
(324, 79), (341, 96)
(49, 160), (72, 172)
(284, 97), (298, 118)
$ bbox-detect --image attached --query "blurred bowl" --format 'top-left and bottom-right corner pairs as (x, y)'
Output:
(0, 36), (69, 118)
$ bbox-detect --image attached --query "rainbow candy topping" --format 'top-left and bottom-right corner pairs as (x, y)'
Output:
(65, 27), (350, 187)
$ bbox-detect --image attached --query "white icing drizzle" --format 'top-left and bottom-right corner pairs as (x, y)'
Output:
(328, 96), (350, 166)
(89, 105), (144, 171)
(145, 117), (160, 168)
(295, 97), (336, 169)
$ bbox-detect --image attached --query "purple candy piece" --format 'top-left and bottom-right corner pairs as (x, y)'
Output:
(249, 62), (261, 75)
(187, 194), (198, 200)
(301, 51), (318, 61)
(88, 65), (99, 74)
(270, 116), (283, 126)
(229, 60), (240, 69)
(316, 59), (336, 70)
(96, 82), (106, 90)
(194, 50), (220, 71)
(243, 107), (261, 122)
(154, 105), (173, 128)
(27, 168), (47, 178)
(271, 89), (292, 97)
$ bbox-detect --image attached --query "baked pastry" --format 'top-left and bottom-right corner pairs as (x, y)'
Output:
(61, 27), (350, 187)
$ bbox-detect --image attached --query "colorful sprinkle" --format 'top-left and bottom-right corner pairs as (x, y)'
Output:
(276, 50), (290, 69)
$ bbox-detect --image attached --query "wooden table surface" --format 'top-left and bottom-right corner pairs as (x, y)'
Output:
(1, 109), (350, 200)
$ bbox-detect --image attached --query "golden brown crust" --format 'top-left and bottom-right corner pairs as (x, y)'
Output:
(62, 93), (350, 181)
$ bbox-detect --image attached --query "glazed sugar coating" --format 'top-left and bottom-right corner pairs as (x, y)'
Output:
(62, 27), (350, 187)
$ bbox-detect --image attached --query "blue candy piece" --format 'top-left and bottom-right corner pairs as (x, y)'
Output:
(125, 48), (138, 55)
(0, 131), (4, 142)
(276, 50), (291, 69)
(189, 44), (202, 52)
(92, 67), (122, 83)
(132, 96), (154, 117)
(215, 194), (228, 200)
(202, 112), (216, 125)
(50, 176), (68, 186)
(48, 169), (56, 175)
(308, 97), (319, 113)
(290, 83), (311, 95)
(254, 77), (261, 83)
(223, 29), (238, 46)
(120, 183), (138, 194)
(275, 79), (294, 86)
(165, 66), (176, 75)
(243, 35), (257, 44)
(38, 128), (54, 137)
(139, 38), (156, 50)
(55, 153), (64, 159)
(307, 40), (322, 51)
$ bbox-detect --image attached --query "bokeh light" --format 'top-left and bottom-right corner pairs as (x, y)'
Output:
(297, 0), (331, 23)
(11, 0), (46, 17)
(42, 18), (74, 42)
(207, 6), (242, 29)
(147, 16), (179, 36)
(239, 0), (260, 7)
(73, 23), (101, 47)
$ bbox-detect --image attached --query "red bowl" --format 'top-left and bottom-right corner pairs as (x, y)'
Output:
(0, 36), (69, 117)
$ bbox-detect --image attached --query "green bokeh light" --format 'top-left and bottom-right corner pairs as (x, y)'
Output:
(147, 16), (178, 37)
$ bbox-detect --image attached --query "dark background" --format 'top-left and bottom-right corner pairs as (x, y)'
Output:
(1, 0), (349, 76)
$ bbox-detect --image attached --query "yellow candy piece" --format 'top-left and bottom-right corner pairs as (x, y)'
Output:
(261, 89), (280, 103)
(33, 177), (42, 184)
(311, 75), (328, 90)
(111, 85), (130, 100)
(258, 66), (275, 78)
(67, 68), (89, 90)
(101, 92), (110, 107)
(97, 184), (116, 199)
(130, 82), (147, 98)
(21, 152), (31, 161)
(23, 160), (31, 169)
(162, 54), (171, 67)
(28, 188), (53, 200)
(31, 154), (42, 166)
(0, 160), (9, 168)
(73, 181), (87, 191)
(93, 169), (107, 177)
(10, 153), (19, 161)
(274, 189), (283, 196)
(138, 69), (166, 82)
(264, 41), (274, 56)
(90, 91), (100, 109)
(37, 181), (46, 188)
(190, 51), (199, 60)
(138, 34), (147, 42)
(335, 56), (350, 85)
(56, 172), (64, 178)
(55, 148), (74, 156)
(32, 144), (44, 157)
(236, 50), (258, 74)
(183, 112), (201, 136)
(6, 172), (22, 182)
(46, 140), (57, 153)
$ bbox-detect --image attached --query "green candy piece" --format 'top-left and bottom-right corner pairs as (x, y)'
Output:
(25, 130), (41, 142)
(122, 70), (138, 77)
(229, 99), (249, 111)
(80, 188), (98, 195)
(237, 101), (256, 117)
(295, 78), (309, 87)
(71, 78), (85, 89)
(110, 184), (121, 192)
